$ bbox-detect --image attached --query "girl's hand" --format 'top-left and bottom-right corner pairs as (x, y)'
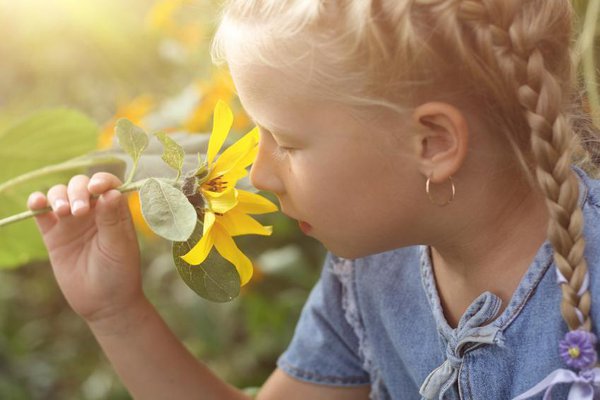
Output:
(28, 172), (144, 325)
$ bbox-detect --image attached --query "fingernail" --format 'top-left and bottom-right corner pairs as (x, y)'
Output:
(29, 192), (44, 205)
(72, 200), (86, 214)
(53, 199), (68, 211)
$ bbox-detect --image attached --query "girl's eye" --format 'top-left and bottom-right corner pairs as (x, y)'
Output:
(272, 144), (294, 161)
(279, 145), (294, 152)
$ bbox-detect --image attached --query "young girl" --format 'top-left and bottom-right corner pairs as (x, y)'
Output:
(26, 0), (600, 398)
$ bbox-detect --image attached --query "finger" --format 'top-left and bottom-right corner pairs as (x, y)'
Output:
(67, 175), (91, 217)
(95, 189), (136, 245)
(27, 191), (58, 234)
(88, 173), (123, 196)
(46, 185), (71, 218)
(27, 191), (49, 211)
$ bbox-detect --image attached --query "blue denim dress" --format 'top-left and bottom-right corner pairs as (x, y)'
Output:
(277, 167), (600, 400)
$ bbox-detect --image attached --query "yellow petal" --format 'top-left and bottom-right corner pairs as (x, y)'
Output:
(231, 142), (258, 173)
(210, 145), (256, 189)
(236, 190), (279, 215)
(181, 229), (215, 265)
(206, 100), (234, 165)
(218, 209), (273, 236)
(212, 224), (254, 286)
(212, 127), (259, 177)
(203, 163), (221, 184)
(204, 161), (248, 194)
(203, 211), (216, 236)
(219, 167), (249, 190)
(204, 187), (239, 214)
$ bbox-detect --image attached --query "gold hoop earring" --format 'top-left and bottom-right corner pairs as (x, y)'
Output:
(426, 176), (456, 207)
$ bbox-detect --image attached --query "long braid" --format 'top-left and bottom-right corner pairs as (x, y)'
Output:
(518, 53), (591, 330)
(452, 0), (591, 331)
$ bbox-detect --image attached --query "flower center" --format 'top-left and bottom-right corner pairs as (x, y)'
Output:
(568, 346), (581, 359)
(205, 176), (228, 193)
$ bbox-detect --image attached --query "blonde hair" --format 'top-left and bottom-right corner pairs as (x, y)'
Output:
(212, 0), (600, 333)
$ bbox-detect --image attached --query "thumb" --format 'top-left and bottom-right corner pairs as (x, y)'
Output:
(95, 190), (137, 247)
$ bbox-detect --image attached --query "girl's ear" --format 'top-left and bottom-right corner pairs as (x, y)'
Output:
(412, 102), (469, 183)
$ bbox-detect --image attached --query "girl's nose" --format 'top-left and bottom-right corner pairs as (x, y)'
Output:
(249, 134), (285, 194)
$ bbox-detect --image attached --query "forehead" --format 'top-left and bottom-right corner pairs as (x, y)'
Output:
(229, 62), (352, 137)
(230, 63), (309, 116)
(228, 61), (412, 149)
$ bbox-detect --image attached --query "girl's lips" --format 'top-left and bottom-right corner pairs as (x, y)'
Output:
(298, 220), (312, 234)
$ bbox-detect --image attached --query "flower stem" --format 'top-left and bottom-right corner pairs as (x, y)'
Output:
(0, 208), (51, 226)
(0, 178), (176, 228)
(124, 158), (138, 186)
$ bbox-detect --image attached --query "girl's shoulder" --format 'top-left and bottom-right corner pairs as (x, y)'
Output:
(328, 246), (426, 303)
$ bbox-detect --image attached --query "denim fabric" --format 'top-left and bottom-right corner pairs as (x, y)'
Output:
(277, 166), (600, 399)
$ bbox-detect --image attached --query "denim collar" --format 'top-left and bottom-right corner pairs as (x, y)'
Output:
(420, 165), (590, 335)
(418, 165), (590, 399)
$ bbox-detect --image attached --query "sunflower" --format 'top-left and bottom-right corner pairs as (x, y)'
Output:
(181, 101), (277, 285)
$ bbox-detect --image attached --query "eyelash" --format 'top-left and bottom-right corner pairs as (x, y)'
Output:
(271, 144), (294, 161)
(258, 127), (295, 161)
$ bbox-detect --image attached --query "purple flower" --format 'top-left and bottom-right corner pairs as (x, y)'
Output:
(559, 330), (598, 370)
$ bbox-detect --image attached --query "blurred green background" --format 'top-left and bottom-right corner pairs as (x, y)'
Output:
(0, 0), (326, 398)
(0, 0), (598, 399)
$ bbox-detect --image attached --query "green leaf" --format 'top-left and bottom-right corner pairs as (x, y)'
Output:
(115, 119), (148, 171)
(173, 222), (240, 302)
(139, 178), (196, 241)
(155, 132), (185, 177)
(0, 109), (98, 269)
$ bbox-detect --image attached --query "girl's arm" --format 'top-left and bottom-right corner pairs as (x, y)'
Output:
(28, 172), (369, 400)
(89, 296), (371, 400)
(259, 370), (371, 400)
(87, 297), (250, 400)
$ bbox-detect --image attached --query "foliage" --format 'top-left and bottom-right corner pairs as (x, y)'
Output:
(0, 109), (102, 268)
(0, 2), (325, 398)
(0, 1), (597, 399)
